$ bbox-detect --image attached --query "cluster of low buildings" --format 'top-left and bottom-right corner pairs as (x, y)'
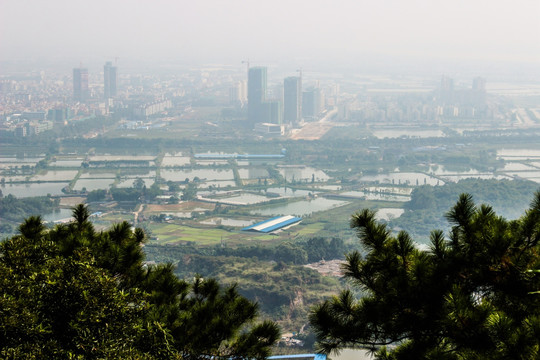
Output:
(1, 60), (499, 140)
(0, 61), (180, 138)
(348, 76), (491, 124)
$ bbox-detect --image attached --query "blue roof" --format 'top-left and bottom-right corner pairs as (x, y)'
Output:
(243, 216), (281, 231)
(268, 354), (326, 360)
(242, 215), (302, 233)
(259, 217), (302, 233)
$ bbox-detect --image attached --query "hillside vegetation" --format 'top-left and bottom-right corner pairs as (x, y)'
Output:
(390, 179), (539, 239)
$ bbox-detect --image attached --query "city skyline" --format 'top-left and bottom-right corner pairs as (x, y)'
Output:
(2, 2), (540, 357)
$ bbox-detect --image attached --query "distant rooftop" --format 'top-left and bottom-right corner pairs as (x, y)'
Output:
(268, 354), (326, 360)
(242, 215), (302, 233)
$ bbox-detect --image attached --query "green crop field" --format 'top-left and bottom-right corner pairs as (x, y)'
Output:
(294, 222), (325, 235)
(147, 221), (308, 246)
(148, 223), (278, 245)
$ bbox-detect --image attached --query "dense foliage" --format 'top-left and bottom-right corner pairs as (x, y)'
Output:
(0, 194), (59, 223)
(145, 237), (347, 266)
(86, 189), (107, 202)
(391, 179), (539, 239)
(215, 237), (347, 264)
(310, 192), (540, 359)
(0, 205), (279, 359)
(144, 237), (346, 332)
(109, 183), (162, 201)
(170, 254), (341, 329)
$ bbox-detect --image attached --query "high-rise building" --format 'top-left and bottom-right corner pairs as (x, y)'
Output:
(229, 80), (247, 105)
(472, 77), (486, 92)
(439, 76), (454, 104)
(73, 68), (89, 102)
(48, 108), (71, 123)
(302, 87), (322, 121)
(261, 100), (283, 125)
(248, 67), (267, 123)
(229, 85), (240, 104)
(240, 80), (247, 102)
(104, 61), (117, 99)
(471, 77), (486, 106)
(283, 76), (302, 126)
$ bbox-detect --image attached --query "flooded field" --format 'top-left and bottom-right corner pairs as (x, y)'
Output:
(42, 208), (74, 223)
(360, 172), (442, 186)
(49, 159), (84, 167)
(264, 187), (315, 197)
(0, 156), (44, 165)
(440, 174), (513, 182)
(339, 191), (410, 202)
(363, 186), (413, 195)
(89, 155), (156, 162)
(32, 170), (79, 181)
(211, 192), (271, 205)
(237, 160), (282, 166)
(5, 147), (540, 231)
(278, 166), (330, 182)
(116, 178), (156, 188)
(250, 198), (349, 217)
(0, 157), (42, 162)
(1, 175), (32, 182)
(73, 178), (114, 191)
(160, 168), (234, 182)
(195, 160), (230, 166)
(161, 155), (191, 167)
(500, 163), (539, 171)
(197, 180), (237, 189)
(428, 166), (482, 175)
(305, 184), (342, 191)
(237, 168), (269, 179)
(497, 149), (540, 160)
(79, 172), (117, 179)
(1, 182), (69, 197)
(121, 170), (157, 177)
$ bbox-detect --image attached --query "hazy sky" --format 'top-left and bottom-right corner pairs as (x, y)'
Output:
(1, 0), (539, 67)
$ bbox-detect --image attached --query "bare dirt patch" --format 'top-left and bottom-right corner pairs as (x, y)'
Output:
(144, 201), (214, 213)
(304, 259), (344, 277)
(289, 122), (334, 140)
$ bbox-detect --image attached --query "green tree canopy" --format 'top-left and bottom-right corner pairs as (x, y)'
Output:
(310, 192), (540, 360)
(0, 204), (279, 359)
(182, 182), (198, 201)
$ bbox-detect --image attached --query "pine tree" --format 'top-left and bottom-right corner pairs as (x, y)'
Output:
(310, 193), (540, 360)
(1, 205), (279, 359)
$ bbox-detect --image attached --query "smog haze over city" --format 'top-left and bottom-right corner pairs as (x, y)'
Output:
(2, 0), (540, 356)
(2, 0), (539, 75)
